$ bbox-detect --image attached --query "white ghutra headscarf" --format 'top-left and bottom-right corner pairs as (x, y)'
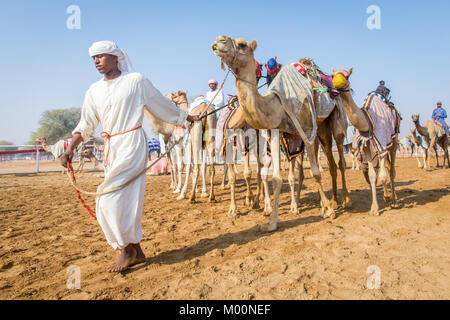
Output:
(88, 40), (133, 72)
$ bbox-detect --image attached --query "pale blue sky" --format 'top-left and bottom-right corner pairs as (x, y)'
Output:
(0, 0), (449, 144)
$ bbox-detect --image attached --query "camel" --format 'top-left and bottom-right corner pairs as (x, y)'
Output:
(76, 142), (101, 172)
(219, 95), (308, 216)
(212, 35), (350, 231)
(143, 90), (188, 193)
(216, 95), (263, 216)
(175, 96), (217, 203)
(331, 67), (401, 215)
(411, 114), (449, 169)
(410, 127), (428, 169)
(35, 137), (99, 172)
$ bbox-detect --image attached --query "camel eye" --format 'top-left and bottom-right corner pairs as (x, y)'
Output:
(238, 43), (247, 49)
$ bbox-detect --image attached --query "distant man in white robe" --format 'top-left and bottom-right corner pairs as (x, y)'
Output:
(61, 41), (198, 272)
(205, 78), (224, 120)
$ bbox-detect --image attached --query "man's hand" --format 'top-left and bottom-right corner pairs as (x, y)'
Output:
(60, 150), (74, 169)
(186, 115), (200, 122)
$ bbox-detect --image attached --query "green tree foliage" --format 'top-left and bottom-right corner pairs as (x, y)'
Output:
(29, 108), (81, 144)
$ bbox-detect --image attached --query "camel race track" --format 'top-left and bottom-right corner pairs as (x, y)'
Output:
(0, 156), (449, 300)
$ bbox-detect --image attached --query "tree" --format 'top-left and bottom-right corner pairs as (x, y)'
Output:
(29, 108), (81, 144)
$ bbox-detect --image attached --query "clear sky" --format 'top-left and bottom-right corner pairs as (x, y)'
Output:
(0, 0), (449, 144)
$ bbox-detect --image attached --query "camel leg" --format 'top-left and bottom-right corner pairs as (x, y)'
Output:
(168, 150), (176, 190)
(388, 148), (398, 208)
(307, 140), (335, 219)
(317, 125), (338, 210)
(441, 140), (450, 168)
(295, 154), (305, 210)
(200, 148), (208, 197)
(336, 140), (351, 208)
(248, 131), (262, 210)
(208, 144), (216, 203)
(260, 131), (282, 232)
(414, 145), (422, 168)
(244, 149), (254, 207)
(261, 155), (272, 216)
(288, 158), (298, 213)
(227, 163), (237, 217)
(177, 139), (192, 200)
(221, 162), (228, 189)
(76, 157), (84, 173)
(422, 147), (428, 170)
(367, 151), (380, 216)
(174, 145), (184, 193)
(430, 139), (439, 169)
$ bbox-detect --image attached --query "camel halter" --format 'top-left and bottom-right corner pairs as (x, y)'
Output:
(66, 70), (233, 219)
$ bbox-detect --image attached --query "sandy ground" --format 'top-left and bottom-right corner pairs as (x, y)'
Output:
(0, 156), (449, 300)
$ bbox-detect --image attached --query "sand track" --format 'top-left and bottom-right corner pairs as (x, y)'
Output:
(0, 157), (449, 299)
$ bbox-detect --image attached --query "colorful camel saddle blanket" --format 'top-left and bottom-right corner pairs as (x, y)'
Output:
(50, 138), (71, 158)
(266, 63), (317, 140)
(148, 138), (161, 154)
(352, 92), (401, 159)
(432, 120), (446, 138)
(215, 98), (258, 156)
(280, 132), (304, 160)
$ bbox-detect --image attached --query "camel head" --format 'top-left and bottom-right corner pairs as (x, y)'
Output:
(331, 68), (353, 89)
(211, 35), (257, 72)
(171, 90), (187, 104)
(411, 114), (420, 124)
(35, 137), (47, 145)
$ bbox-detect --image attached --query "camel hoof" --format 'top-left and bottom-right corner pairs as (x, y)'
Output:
(263, 205), (272, 216)
(290, 203), (298, 214)
(390, 202), (399, 209)
(177, 194), (186, 200)
(259, 221), (277, 232)
(369, 209), (380, 216)
(245, 195), (254, 207)
(342, 197), (352, 209)
(252, 202), (261, 210)
(227, 208), (238, 218)
(330, 199), (339, 210)
(201, 192), (209, 198)
(321, 206), (335, 219)
(209, 197), (217, 203)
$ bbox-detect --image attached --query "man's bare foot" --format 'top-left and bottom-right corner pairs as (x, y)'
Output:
(109, 243), (146, 272)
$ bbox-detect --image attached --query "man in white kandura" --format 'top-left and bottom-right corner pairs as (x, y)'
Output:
(61, 40), (199, 272)
(205, 78), (224, 119)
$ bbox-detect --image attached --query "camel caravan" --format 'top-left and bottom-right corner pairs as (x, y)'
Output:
(45, 35), (449, 231)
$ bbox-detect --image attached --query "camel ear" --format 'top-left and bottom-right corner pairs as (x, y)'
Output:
(250, 40), (257, 51)
(331, 68), (336, 76)
(348, 67), (353, 76)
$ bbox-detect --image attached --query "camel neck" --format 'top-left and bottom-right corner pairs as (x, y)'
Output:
(414, 121), (428, 137)
(338, 89), (370, 133)
(232, 62), (284, 129)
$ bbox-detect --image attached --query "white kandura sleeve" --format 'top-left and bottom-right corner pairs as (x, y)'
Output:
(72, 90), (100, 142)
(142, 77), (188, 126)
